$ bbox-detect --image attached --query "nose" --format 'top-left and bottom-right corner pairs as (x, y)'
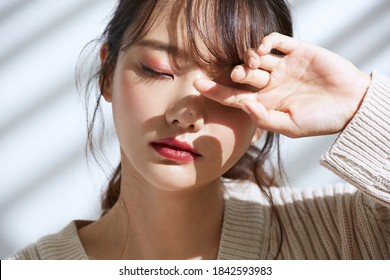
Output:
(165, 92), (205, 132)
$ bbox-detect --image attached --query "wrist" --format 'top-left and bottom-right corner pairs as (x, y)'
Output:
(345, 71), (371, 126)
(356, 72), (371, 106)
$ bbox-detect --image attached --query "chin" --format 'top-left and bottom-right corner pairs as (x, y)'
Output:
(144, 165), (217, 192)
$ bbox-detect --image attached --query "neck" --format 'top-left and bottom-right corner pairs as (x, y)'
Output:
(79, 173), (224, 260)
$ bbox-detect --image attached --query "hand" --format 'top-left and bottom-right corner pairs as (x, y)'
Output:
(194, 32), (371, 138)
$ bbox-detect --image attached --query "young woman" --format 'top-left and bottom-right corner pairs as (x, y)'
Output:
(10, 0), (389, 259)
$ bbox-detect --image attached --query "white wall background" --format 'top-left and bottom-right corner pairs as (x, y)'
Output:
(1, 0), (389, 259)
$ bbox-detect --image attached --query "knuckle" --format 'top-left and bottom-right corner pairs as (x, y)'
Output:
(268, 32), (279, 40)
(246, 70), (255, 82)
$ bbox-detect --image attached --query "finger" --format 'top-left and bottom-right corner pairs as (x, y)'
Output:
(230, 65), (270, 89)
(243, 49), (281, 72)
(257, 54), (282, 72)
(243, 49), (261, 69)
(194, 79), (257, 108)
(257, 32), (299, 55)
(240, 99), (300, 137)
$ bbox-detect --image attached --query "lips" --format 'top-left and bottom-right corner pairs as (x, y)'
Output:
(150, 138), (201, 163)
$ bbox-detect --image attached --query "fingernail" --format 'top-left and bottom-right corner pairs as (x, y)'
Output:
(257, 44), (265, 54)
(194, 79), (216, 91)
(248, 57), (256, 69)
(231, 66), (245, 81)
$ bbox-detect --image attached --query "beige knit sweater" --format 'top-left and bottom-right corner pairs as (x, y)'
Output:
(9, 72), (390, 260)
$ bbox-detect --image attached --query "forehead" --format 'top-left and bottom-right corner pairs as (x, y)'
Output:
(132, 5), (215, 72)
(139, 5), (194, 55)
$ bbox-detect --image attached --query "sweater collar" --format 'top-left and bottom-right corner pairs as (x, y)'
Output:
(217, 181), (271, 259)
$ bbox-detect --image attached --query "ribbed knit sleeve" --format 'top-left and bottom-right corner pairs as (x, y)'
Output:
(320, 71), (390, 205)
(318, 71), (390, 259)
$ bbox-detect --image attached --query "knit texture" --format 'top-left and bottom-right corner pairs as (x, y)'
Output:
(9, 72), (390, 260)
(10, 221), (89, 260)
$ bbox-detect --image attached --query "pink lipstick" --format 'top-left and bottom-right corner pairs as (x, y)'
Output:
(150, 138), (201, 163)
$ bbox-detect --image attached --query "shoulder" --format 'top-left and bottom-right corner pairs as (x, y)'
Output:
(223, 179), (358, 205)
(9, 221), (89, 260)
(223, 179), (367, 222)
(272, 182), (358, 206)
(220, 180), (361, 259)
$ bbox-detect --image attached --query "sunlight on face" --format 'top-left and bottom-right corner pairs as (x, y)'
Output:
(104, 5), (259, 192)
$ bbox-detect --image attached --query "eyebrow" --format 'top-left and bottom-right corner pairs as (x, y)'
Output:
(135, 39), (181, 55)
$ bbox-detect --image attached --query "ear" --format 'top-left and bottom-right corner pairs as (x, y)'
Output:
(251, 128), (263, 144)
(99, 44), (113, 102)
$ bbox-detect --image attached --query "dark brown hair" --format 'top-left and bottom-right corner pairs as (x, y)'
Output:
(82, 0), (292, 256)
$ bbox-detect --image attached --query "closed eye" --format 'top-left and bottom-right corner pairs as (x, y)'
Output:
(140, 63), (174, 80)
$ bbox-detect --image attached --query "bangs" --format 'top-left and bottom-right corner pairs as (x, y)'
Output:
(185, 0), (293, 72)
(117, 0), (292, 73)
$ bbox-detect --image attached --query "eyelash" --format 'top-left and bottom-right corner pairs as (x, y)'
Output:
(140, 63), (174, 80)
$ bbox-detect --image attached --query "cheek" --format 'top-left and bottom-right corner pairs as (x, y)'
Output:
(111, 71), (165, 132)
(208, 104), (257, 163)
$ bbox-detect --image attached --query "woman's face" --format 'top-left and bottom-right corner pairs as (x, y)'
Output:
(102, 12), (260, 191)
